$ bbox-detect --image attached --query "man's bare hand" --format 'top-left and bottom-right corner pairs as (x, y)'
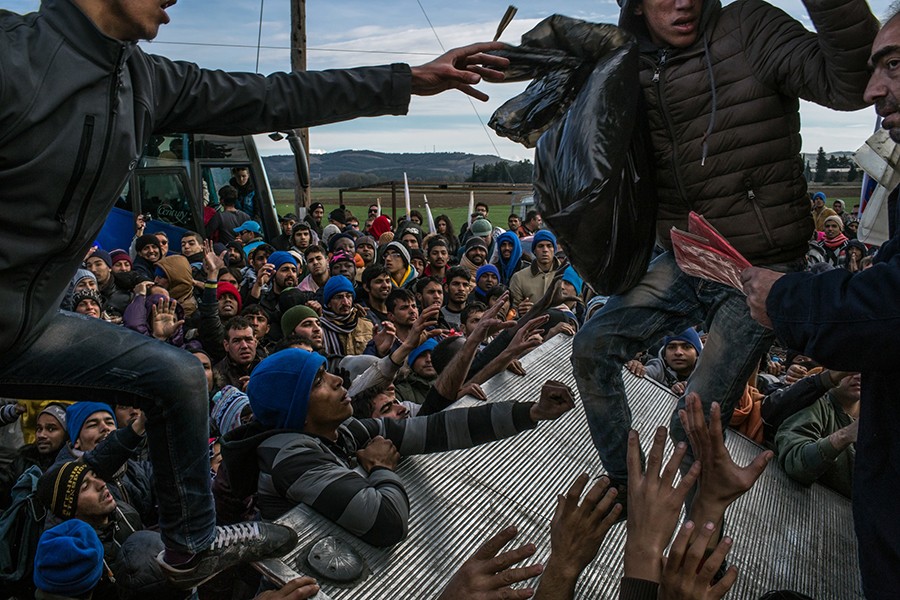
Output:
(407, 303), (441, 347)
(547, 474), (621, 576)
(530, 380), (575, 422)
(373, 321), (398, 356)
(472, 291), (516, 342)
(679, 394), (772, 515)
(740, 267), (784, 329)
(457, 382), (487, 401)
(625, 359), (645, 377)
(356, 436), (400, 472)
(150, 298), (183, 341)
(202, 239), (225, 279)
(508, 314), (547, 357)
(252, 577), (320, 600)
(410, 42), (509, 102)
(624, 427), (700, 583)
(658, 521), (738, 600)
(436, 525), (542, 600)
(506, 359), (526, 377)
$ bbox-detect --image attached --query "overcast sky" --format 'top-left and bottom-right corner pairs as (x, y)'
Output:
(7, 0), (893, 158)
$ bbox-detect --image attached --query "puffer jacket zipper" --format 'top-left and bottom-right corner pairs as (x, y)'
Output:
(56, 116), (95, 226)
(11, 45), (127, 351)
(647, 49), (691, 209)
(744, 178), (776, 247)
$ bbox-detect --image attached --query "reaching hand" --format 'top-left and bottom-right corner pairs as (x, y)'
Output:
(472, 291), (516, 343)
(150, 298), (183, 341)
(679, 393), (772, 512)
(625, 359), (645, 377)
(436, 525), (542, 600)
(356, 436), (400, 472)
(457, 382), (487, 401)
(252, 577), (320, 600)
(202, 239), (225, 279)
(410, 42), (509, 102)
(529, 380), (575, 422)
(506, 359), (526, 377)
(784, 364), (808, 385)
(624, 427), (700, 583)
(548, 474), (621, 575)
(408, 303), (442, 346)
(658, 521), (738, 600)
(257, 263), (275, 287)
(740, 266), (784, 329)
(507, 314), (547, 357)
(373, 321), (398, 356)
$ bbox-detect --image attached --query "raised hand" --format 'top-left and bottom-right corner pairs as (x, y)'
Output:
(373, 321), (398, 356)
(150, 298), (183, 341)
(472, 291), (516, 342)
(202, 239), (225, 279)
(679, 393), (772, 511)
(410, 42), (509, 102)
(624, 427), (700, 583)
(547, 474), (621, 574)
(437, 525), (542, 600)
(658, 521), (738, 600)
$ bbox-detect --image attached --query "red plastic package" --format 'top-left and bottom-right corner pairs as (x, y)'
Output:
(671, 212), (752, 292)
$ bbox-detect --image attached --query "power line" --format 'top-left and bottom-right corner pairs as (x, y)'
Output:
(414, 0), (517, 184)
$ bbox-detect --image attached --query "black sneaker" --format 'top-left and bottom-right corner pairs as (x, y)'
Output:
(157, 521), (298, 590)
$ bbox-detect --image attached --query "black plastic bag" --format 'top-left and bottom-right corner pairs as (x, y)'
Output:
(489, 15), (658, 296)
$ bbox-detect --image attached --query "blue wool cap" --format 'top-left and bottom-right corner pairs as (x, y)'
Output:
(812, 191), (827, 202)
(34, 519), (104, 595)
(66, 402), (116, 442)
(562, 265), (584, 295)
(475, 264), (500, 284)
(408, 337), (439, 367)
(90, 249), (112, 268)
(248, 349), (327, 430)
(663, 328), (703, 355)
(323, 274), (356, 305)
(531, 229), (557, 253)
(268, 251), (297, 271)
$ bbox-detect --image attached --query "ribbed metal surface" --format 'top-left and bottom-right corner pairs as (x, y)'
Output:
(259, 335), (862, 599)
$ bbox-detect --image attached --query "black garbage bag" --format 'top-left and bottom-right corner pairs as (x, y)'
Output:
(489, 15), (658, 296)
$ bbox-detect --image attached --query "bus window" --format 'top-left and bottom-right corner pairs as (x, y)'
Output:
(204, 165), (257, 219)
(138, 172), (194, 229)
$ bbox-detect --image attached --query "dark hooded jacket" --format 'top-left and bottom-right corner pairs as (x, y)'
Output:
(617, 0), (877, 265)
(0, 0), (412, 357)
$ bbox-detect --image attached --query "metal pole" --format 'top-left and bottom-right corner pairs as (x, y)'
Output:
(291, 0), (310, 213)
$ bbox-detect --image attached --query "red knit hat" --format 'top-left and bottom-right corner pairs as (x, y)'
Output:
(216, 281), (242, 312)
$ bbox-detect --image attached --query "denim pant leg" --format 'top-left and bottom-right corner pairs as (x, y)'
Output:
(0, 311), (215, 553)
(667, 281), (775, 446)
(572, 252), (706, 480)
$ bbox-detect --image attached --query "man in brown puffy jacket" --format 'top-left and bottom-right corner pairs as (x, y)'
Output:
(571, 0), (878, 503)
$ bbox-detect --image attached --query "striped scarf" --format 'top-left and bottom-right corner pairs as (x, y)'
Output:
(320, 307), (361, 365)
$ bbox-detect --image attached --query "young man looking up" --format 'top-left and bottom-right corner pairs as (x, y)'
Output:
(442, 266), (472, 331)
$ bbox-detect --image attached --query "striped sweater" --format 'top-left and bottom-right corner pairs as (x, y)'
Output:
(256, 401), (535, 546)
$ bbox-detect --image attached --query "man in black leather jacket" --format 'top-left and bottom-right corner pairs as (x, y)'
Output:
(0, 0), (508, 588)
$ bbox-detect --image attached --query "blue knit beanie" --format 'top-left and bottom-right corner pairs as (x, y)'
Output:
(531, 229), (557, 253)
(248, 349), (327, 430)
(323, 275), (356, 305)
(66, 402), (116, 442)
(562, 265), (584, 295)
(268, 251), (297, 271)
(34, 519), (104, 595)
(90, 249), (112, 268)
(663, 328), (703, 355)
(408, 338), (439, 367)
(475, 264), (501, 285)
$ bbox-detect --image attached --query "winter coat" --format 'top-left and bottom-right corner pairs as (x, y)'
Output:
(620, 0), (878, 265)
(0, 0), (412, 356)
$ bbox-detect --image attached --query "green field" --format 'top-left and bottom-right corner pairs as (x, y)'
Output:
(273, 188), (522, 231)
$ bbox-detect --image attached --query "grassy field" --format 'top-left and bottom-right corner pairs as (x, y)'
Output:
(272, 182), (864, 231)
(273, 187), (523, 231)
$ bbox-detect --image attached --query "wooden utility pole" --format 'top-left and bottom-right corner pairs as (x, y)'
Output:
(290, 0), (311, 212)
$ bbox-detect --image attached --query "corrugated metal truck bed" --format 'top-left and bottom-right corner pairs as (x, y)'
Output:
(258, 335), (862, 599)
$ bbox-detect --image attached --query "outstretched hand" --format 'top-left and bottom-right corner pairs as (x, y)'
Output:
(740, 267), (784, 329)
(411, 42), (510, 101)
(252, 577), (320, 600)
(679, 393), (772, 512)
(624, 427), (700, 583)
(436, 525), (542, 600)
(150, 298), (183, 341)
(658, 521), (738, 600)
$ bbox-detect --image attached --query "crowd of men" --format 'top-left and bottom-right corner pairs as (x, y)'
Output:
(0, 191), (873, 598)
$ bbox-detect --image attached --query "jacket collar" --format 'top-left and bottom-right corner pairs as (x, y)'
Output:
(41, 0), (136, 69)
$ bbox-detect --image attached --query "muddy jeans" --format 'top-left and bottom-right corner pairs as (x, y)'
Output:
(0, 310), (215, 553)
(572, 251), (803, 480)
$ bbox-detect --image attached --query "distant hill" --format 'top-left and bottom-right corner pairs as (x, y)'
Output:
(262, 150), (516, 188)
